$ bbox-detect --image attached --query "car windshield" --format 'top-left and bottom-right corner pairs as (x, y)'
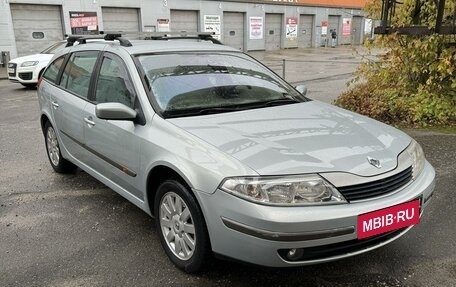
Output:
(138, 52), (308, 118)
(41, 42), (66, 54)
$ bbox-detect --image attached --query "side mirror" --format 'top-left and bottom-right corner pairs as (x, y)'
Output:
(295, 84), (307, 96)
(96, 102), (137, 121)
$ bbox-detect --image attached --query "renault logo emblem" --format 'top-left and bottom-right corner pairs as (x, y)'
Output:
(367, 156), (382, 168)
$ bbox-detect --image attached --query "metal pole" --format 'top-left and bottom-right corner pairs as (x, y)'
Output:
(282, 59), (286, 80)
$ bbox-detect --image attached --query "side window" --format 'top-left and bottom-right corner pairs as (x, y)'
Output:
(60, 51), (98, 99)
(42, 56), (65, 83)
(95, 55), (136, 109)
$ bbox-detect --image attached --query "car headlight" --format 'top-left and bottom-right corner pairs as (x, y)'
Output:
(405, 139), (425, 179)
(21, 61), (39, 67)
(220, 175), (347, 206)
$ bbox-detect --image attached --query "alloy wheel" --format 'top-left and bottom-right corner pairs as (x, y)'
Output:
(159, 192), (196, 261)
(46, 126), (60, 167)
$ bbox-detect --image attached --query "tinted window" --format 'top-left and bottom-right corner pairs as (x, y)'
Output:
(42, 56), (65, 83)
(60, 51), (98, 99)
(95, 55), (136, 109)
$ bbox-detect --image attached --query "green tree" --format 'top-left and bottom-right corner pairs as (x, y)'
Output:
(335, 0), (456, 126)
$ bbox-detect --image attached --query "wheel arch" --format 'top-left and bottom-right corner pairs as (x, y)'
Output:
(40, 113), (50, 135)
(38, 67), (45, 79)
(146, 164), (195, 217)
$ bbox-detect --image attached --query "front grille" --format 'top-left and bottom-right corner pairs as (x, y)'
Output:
(8, 63), (16, 77)
(338, 166), (413, 202)
(19, 72), (33, 80)
(278, 227), (407, 262)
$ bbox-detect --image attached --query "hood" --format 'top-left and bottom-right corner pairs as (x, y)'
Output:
(168, 101), (411, 176)
(10, 53), (54, 65)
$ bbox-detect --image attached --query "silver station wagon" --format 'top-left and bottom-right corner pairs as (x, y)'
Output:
(38, 33), (436, 273)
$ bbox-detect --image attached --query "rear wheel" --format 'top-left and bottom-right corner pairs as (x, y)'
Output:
(154, 180), (210, 273)
(44, 121), (76, 173)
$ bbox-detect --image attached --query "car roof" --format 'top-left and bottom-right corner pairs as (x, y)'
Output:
(59, 34), (240, 55)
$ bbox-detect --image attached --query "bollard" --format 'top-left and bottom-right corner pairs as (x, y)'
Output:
(282, 59), (286, 80)
(1, 51), (11, 67)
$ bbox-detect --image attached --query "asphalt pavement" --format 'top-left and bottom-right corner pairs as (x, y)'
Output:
(0, 48), (455, 287)
(1, 67), (6, 80)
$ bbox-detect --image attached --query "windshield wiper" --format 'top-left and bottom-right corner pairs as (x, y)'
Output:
(163, 99), (301, 118)
(163, 107), (241, 118)
(250, 98), (301, 108)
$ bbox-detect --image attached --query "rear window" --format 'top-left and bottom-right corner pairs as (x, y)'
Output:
(60, 51), (99, 99)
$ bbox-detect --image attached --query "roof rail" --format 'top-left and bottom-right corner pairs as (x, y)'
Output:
(143, 32), (223, 44)
(65, 32), (132, 47)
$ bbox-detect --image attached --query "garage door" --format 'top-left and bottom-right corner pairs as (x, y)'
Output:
(265, 14), (282, 51)
(10, 4), (64, 57)
(170, 10), (198, 33)
(102, 7), (140, 36)
(351, 16), (364, 45)
(223, 12), (244, 51)
(298, 15), (314, 48)
(328, 15), (340, 45)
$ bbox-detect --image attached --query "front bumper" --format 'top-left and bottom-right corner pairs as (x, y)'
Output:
(194, 161), (435, 267)
(8, 65), (40, 84)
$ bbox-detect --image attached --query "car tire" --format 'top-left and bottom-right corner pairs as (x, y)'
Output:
(44, 121), (76, 173)
(154, 179), (210, 273)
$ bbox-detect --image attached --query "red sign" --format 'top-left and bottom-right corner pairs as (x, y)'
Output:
(342, 18), (351, 36)
(69, 11), (98, 35)
(70, 16), (98, 28)
(357, 200), (420, 239)
(286, 17), (298, 25)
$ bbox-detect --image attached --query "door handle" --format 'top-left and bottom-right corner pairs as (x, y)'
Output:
(51, 101), (59, 109)
(84, 117), (96, 126)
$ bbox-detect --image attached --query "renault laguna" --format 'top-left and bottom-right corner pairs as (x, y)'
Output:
(38, 33), (435, 272)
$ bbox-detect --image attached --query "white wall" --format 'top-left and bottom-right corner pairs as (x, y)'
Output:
(0, 0), (365, 58)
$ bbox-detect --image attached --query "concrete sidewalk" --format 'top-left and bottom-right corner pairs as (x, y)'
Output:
(247, 46), (380, 102)
(248, 46), (380, 84)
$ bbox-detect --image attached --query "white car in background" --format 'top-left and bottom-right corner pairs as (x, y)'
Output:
(7, 41), (66, 88)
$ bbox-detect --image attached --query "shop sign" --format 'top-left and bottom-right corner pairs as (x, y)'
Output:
(157, 19), (170, 32)
(285, 17), (298, 39)
(321, 21), (328, 35)
(69, 11), (98, 35)
(204, 15), (221, 40)
(343, 18), (352, 36)
(249, 17), (264, 40)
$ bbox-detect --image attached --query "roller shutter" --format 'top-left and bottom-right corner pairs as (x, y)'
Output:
(265, 14), (282, 51)
(298, 15), (314, 48)
(328, 15), (340, 45)
(170, 10), (198, 33)
(223, 12), (245, 51)
(10, 4), (64, 57)
(102, 7), (140, 36)
(351, 16), (364, 45)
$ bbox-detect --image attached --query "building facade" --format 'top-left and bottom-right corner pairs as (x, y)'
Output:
(0, 0), (366, 58)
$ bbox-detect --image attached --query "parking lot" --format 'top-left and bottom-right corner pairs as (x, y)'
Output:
(0, 48), (455, 287)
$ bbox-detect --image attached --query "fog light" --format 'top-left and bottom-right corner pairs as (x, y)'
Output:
(286, 248), (304, 261)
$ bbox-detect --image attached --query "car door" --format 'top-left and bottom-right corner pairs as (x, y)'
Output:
(50, 51), (99, 163)
(83, 52), (143, 199)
